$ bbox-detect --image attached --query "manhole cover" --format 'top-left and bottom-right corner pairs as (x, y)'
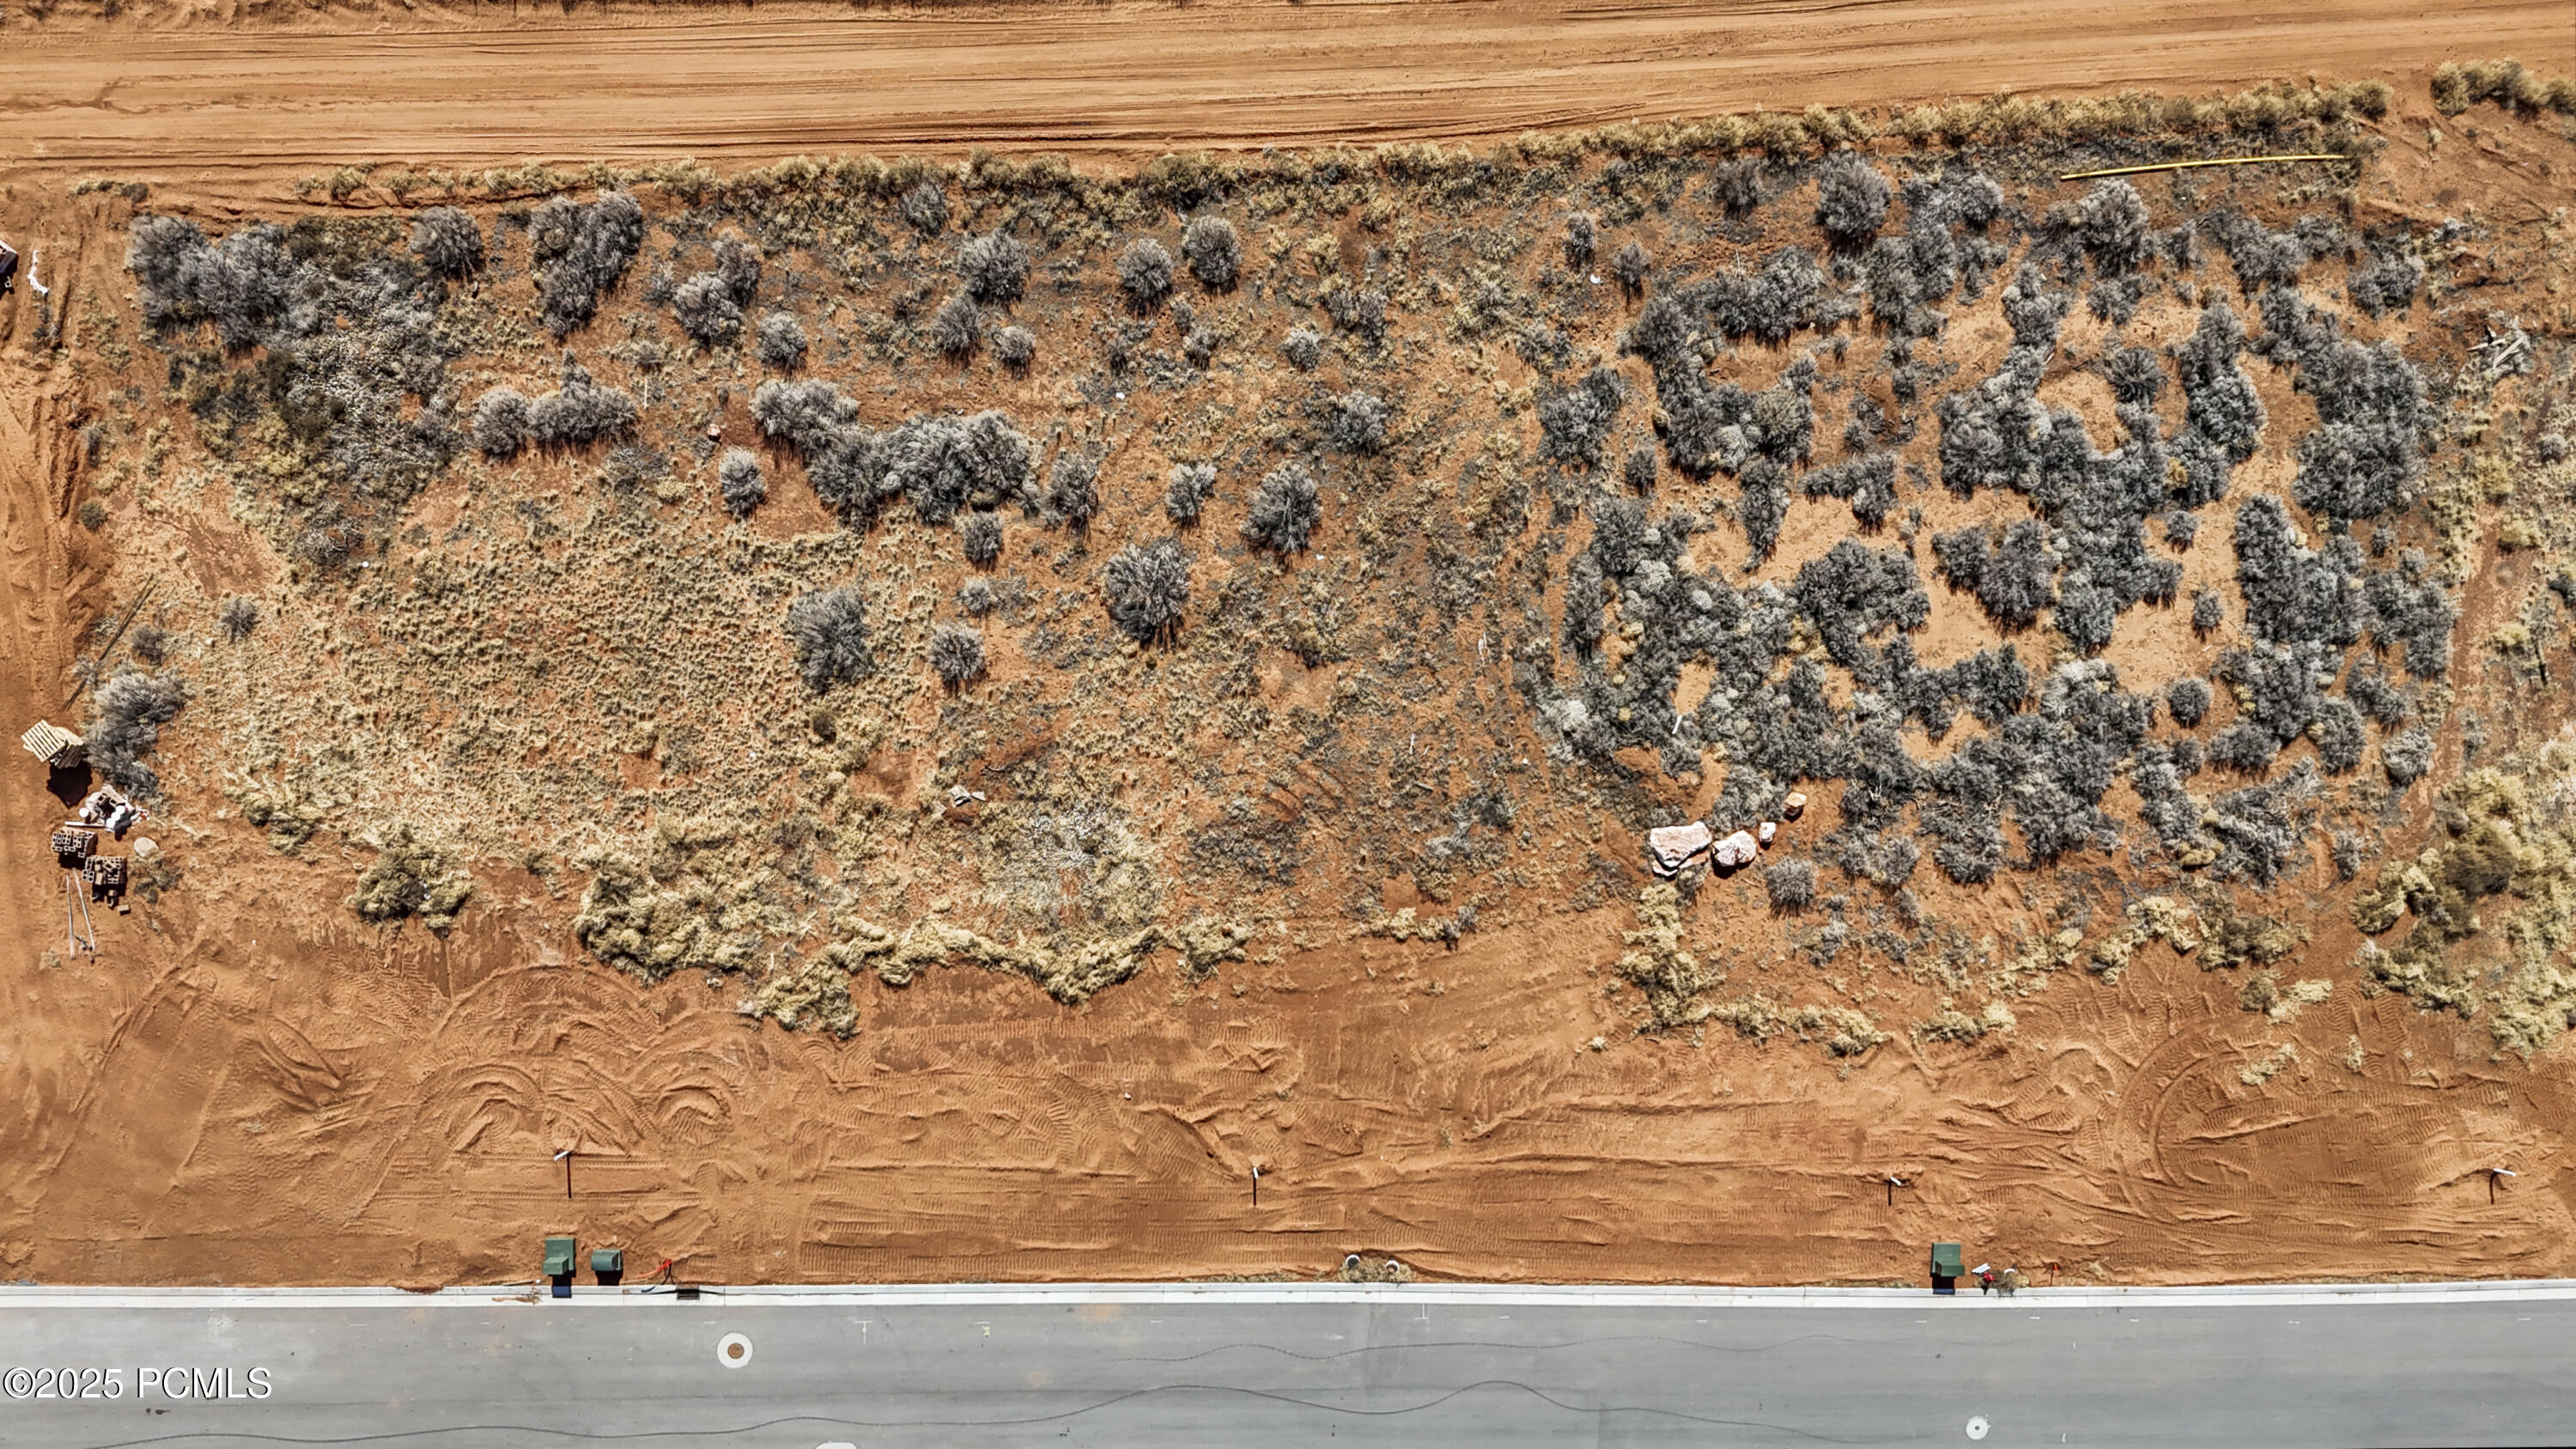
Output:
(717, 1332), (754, 1368)
(1965, 1415), (1990, 1440)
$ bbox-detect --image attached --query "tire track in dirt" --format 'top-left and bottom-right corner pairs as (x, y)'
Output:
(0, 0), (2562, 190)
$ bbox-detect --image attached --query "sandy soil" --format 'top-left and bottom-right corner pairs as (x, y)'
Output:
(3, 7), (2576, 1289)
(0, 1), (2566, 189)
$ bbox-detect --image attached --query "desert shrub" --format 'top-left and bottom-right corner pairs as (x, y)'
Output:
(1182, 215), (1242, 289)
(1622, 442), (1658, 496)
(932, 294), (981, 356)
(1047, 449), (1102, 530)
(1322, 283), (1388, 338)
(2071, 180), (2151, 273)
(1117, 238), (1175, 310)
(471, 386), (532, 458)
(2433, 58), (2576, 115)
(1165, 461), (1217, 525)
(711, 235), (761, 301)
(1764, 859), (1817, 910)
(218, 597), (259, 642)
(1103, 537), (1193, 644)
(957, 229), (1030, 304)
(927, 624), (987, 686)
(2308, 696), (2366, 773)
(1282, 326), (1323, 370)
(1242, 460), (1321, 554)
(671, 271), (744, 346)
(2190, 587), (2226, 635)
(755, 312), (807, 370)
(526, 357), (639, 447)
(718, 447), (765, 517)
(1328, 390), (1389, 455)
(1537, 367), (1625, 467)
(1587, 495), (1649, 579)
(2164, 510), (2200, 548)
(349, 825), (473, 931)
(2286, 337), (2431, 522)
(534, 191), (645, 338)
(410, 206), (483, 278)
(993, 325), (1035, 369)
(2103, 345), (2167, 405)
(1953, 645), (2030, 724)
(869, 410), (1036, 524)
(1814, 152), (1890, 244)
(2212, 214), (2306, 292)
(2209, 721), (2281, 773)
(750, 377), (858, 457)
(125, 218), (301, 350)
(2233, 492), (2366, 647)
(128, 624), (168, 667)
(1610, 240), (1652, 292)
(2166, 676), (2211, 728)
(943, 506), (999, 566)
(1933, 521), (2051, 629)
(2343, 659), (2409, 724)
(1792, 539), (1927, 672)
(1706, 246), (1824, 344)
(2205, 766), (2318, 885)
(1947, 171), (2006, 228)
(1562, 554), (1606, 653)
(125, 216), (209, 326)
(2382, 726), (2433, 785)
(2362, 551), (2455, 679)
(86, 669), (187, 795)
(2348, 247), (2423, 316)
(957, 577), (999, 618)
(900, 180), (949, 234)
(1802, 453), (1896, 528)
(784, 586), (872, 691)
(1710, 157), (1765, 215)
(1562, 210), (1597, 266)
(1183, 326), (1219, 367)
(1738, 467), (1789, 564)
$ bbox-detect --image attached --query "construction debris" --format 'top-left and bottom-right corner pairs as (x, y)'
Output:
(20, 720), (83, 768)
(77, 785), (141, 834)
(52, 824), (98, 861)
(1646, 821), (1714, 877)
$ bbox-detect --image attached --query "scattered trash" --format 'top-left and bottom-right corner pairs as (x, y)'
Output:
(1645, 821), (1713, 877)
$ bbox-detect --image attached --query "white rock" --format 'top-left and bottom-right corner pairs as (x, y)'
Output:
(1646, 821), (1714, 876)
(1713, 830), (1759, 869)
(1758, 821), (1777, 845)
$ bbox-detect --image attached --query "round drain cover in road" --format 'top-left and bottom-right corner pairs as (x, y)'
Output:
(717, 1332), (754, 1368)
(1965, 1415), (1990, 1440)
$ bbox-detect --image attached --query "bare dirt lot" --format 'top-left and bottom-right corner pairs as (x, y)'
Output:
(3, 15), (2576, 1289)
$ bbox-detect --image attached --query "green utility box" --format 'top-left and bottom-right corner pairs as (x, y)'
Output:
(1929, 1241), (1964, 1295)
(591, 1248), (624, 1285)
(544, 1237), (578, 1278)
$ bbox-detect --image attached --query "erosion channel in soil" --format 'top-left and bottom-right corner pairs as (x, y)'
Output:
(5, 64), (2576, 1286)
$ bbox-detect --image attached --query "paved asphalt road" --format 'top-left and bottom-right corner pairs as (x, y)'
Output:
(2, 1284), (2572, 1447)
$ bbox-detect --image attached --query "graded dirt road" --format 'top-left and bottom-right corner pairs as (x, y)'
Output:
(0, 0), (2565, 188)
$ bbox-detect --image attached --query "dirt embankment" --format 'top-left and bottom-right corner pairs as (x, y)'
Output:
(0, 0), (2566, 191)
